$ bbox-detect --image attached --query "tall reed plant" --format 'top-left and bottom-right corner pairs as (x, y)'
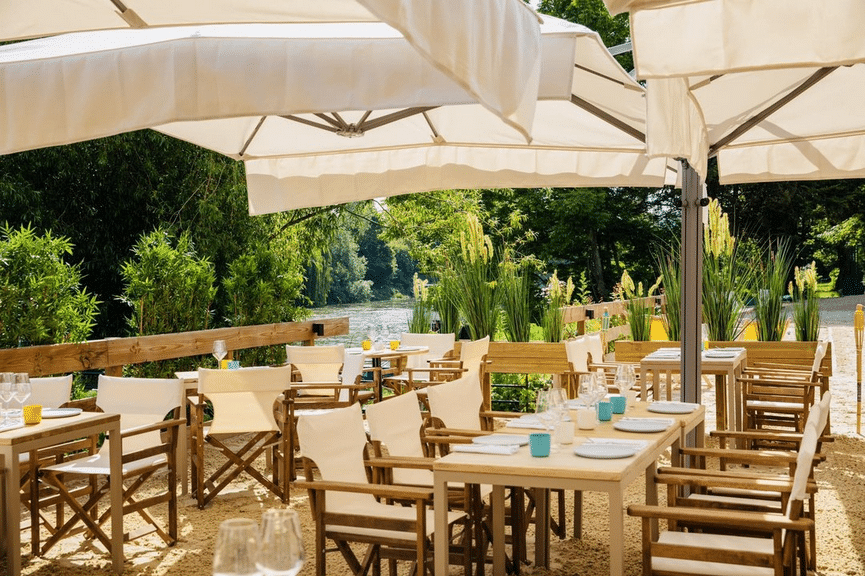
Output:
(617, 269), (658, 341)
(431, 279), (461, 337)
(541, 271), (574, 342)
(753, 239), (793, 341)
(499, 254), (533, 342)
(441, 215), (500, 340)
(655, 243), (681, 342)
(702, 200), (753, 341)
(408, 274), (433, 333)
(790, 262), (821, 341)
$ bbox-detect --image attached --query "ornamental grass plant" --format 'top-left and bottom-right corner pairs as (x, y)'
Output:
(408, 274), (433, 333)
(753, 239), (793, 341)
(655, 243), (681, 342)
(702, 200), (753, 341)
(617, 269), (659, 342)
(541, 271), (574, 342)
(499, 253), (534, 342)
(790, 262), (821, 341)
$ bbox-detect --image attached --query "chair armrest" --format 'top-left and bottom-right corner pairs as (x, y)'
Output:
(294, 479), (433, 501)
(680, 446), (798, 465)
(64, 397), (98, 411)
(656, 467), (818, 492)
(481, 410), (527, 420)
(627, 504), (813, 532)
(122, 417), (185, 436)
(424, 427), (490, 438)
(368, 456), (436, 470)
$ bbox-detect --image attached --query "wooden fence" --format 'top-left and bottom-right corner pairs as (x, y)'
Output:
(0, 318), (349, 377)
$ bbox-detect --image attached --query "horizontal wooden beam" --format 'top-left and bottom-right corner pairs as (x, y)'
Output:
(0, 318), (349, 376)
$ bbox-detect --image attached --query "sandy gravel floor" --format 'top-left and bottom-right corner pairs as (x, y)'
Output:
(8, 296), (865, 576)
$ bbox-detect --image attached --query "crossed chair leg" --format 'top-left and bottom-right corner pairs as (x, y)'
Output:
(193, 430), (288, 509)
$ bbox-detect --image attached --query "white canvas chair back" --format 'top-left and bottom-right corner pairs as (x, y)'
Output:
(427, 375), (483, 430)
(585, 332), (605, 364)
(339, 351), (365, 402)
(816, 389), (831, 435)
(459, 336), (490, 384)
(199, 366), (291, 434)
(287, 344), (344, 396)
(365, 391), (432, 486)
(809, 341), (828, 375)
(96, 375), (183, 454)
(564, 336), (590, 373)
(400, 333), (455, 370)
(785, 423), (819, 518)
(16, 375), (72, 409)
(297, 403), (374, 510)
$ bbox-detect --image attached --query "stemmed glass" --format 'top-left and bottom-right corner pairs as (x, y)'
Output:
(578, 373), (600, 410)
(12, 374), (31, 423)
(614, 364), (635, 394)
(213, 340), (228, 367)
(0, 373), (14, 426)
(213, 518), (260, 576)
(257, 509), (305, 576)
(535, 388), (564, 452)
(548, 387), (571, 446)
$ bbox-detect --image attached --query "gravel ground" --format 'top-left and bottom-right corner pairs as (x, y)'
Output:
(10, 295), (865, 576)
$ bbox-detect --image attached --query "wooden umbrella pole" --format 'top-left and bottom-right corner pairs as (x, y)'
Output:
(855, 304), (864, 436)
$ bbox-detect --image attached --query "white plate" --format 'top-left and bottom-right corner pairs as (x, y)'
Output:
(574, 444), (638, 459)
(396, 346), (424, 352)
(473, 434), (529, 447)
(647, 402), (698, 414)
(613, 419), (672, 433)
(41, 408), (83, 419)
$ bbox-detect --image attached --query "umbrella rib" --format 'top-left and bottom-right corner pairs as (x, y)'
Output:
(570, 95), (645, 143)
(107, 0), (147, 27)
(709, 66), (837, 156)
(238, 116), (268, 158)
(283, 115), (341, 134)
(361, 107), (439, 131)
(574, 63), (640, 91)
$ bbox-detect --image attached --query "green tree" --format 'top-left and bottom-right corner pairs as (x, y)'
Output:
(0, 225), (98, 347)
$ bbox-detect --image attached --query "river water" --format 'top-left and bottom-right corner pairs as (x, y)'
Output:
(307, 299), (418, 346)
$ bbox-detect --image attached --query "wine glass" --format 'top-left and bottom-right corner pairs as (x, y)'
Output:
(213, 518), (260, 576)
(0, 373), (14, 426)
(212, 340), (228, 367)
(548, 387), (571, 446)
(257, 508), (305, 576)
(614, 364), (635, 394)
(535, 389), (560, 452)
(12, 374), (31, 423)
(578, 373), (599, 410)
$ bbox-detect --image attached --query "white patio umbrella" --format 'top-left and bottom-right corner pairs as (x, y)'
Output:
(601, 0), (865, 404)
(0, 0), (543, 142)
(0, 16), (675, 213)
(153, 16), (675, 213)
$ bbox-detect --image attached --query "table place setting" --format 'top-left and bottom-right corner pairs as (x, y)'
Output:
(451, 443), (521, 455)
(573, 437), (650, 459)
(647, 401), (699, 414)
(506, 413), (569, 429)
(702, 349), (741, 358)
(472, 434), (529, 446)
(612, 417), (675, 433)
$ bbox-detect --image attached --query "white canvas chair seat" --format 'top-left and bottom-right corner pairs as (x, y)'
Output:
(652, 531), (776, 576)
(192, 366), (291, 508)
(295, 404), (470, 576)
(38, 375), (183, 559)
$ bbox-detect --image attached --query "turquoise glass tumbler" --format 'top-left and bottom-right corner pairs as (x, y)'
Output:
(529, 433), (551, 457)
(597, 401), (613, 421)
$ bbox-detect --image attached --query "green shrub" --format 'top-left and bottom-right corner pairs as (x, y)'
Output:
(0, 224), (98, 348)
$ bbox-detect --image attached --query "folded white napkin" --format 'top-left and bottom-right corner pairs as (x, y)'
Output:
(0, 420), (25, 433)
(583, 437), (650, 450)
(506, 416), (549, 430)
(451, 444), (520, 455)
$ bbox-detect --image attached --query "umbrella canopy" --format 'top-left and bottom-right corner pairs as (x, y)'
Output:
(0, 0), (543, 141)
(600, 0), (865, 406)
(602, 0), (865, 182)
(153, 16), (674, 213)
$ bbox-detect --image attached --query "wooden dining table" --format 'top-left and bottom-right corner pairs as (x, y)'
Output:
(639, 347), (747, 431)
(433, 402), (705, 576)
(0, 412), (123, 576)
